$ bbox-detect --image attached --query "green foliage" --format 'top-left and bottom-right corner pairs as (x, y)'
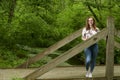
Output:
(115, 48), (120, 64)
(0, 47), (27, 68)
(97, 40), (106, 65)
(12, 78), (24, 80)
(0, 0), (120, 68)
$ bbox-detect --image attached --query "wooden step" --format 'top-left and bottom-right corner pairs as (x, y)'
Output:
(36, 76), (120, 80)
(0, 66), (120, 80)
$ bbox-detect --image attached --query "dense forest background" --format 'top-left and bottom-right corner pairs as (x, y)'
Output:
(0, 0), (120, 68)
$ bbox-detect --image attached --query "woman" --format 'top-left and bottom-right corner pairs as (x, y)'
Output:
(81, 17), (100, 78)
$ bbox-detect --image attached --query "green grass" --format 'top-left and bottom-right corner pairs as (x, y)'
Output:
(0, 47), (71, 68)
(12, 78), (25, 80)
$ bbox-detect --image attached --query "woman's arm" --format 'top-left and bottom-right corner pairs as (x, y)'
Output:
(81, 28), (87, 41)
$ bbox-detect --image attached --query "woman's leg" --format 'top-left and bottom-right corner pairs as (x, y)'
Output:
(90, 44), (98, 73)
(84, 48), (92, 71)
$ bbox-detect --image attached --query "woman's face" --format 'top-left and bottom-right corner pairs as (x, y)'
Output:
(88, 18), (94, 26)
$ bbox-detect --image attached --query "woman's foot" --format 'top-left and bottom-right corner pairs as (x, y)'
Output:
(85, 71), (92, 78)
(85, 71), (89, 77)
(88, 72), (92, 78)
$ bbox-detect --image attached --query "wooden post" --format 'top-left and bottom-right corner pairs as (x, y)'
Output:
(106, 16), (114, 80)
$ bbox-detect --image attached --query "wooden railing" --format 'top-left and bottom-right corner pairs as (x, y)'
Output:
(24, 28), (108, 80)
(16, 27), (83, 68)
(115, 29), (120, 49)
(17, 17), (120, 80)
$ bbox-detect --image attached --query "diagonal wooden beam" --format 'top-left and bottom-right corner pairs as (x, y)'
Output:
(115, 41), (120, 49)
(114, 28), (120, 37)
(24, 28), (107, 80)
(16, 28), (83, 68)
(114, 28), (120, 49)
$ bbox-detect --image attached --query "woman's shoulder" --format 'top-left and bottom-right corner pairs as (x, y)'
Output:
(82, 27), (86, 30)
(96, 27), (99, 29)
(82, 27), (87, 34)
(96, 27), (100, 32)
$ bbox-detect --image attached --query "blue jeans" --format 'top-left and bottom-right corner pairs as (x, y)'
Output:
(84, 43), (98, 73)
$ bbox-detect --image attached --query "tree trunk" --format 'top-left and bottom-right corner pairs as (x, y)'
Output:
(8, 0), (16, 23)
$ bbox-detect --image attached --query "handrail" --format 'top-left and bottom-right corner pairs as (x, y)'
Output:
(16, 28), (83, 68)
(114, 28), (120, 49)
(115, 41), (120, 49)
(115, 28), (120, 37)
(16, 25), (120, 69)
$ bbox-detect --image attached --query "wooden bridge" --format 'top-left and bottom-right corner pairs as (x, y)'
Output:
(0, 66), (120, 80)
(1, 16), (120, 80)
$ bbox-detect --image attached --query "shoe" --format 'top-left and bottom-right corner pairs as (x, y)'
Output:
(88, 72), (92, 78)
(85, 71), (89, 77)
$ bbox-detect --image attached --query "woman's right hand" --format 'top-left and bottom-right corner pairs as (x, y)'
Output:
(82, 36), (87, 41)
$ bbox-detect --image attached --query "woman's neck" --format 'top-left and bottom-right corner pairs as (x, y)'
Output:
(90, 26), (95, 30)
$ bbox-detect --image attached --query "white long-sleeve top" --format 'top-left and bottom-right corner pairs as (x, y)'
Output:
(81, 27), (100, 40)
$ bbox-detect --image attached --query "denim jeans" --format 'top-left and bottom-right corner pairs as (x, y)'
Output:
(84, 43), (98, 73)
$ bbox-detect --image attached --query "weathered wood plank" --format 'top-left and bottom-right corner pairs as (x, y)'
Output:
(16, 28), (83, 68)
(114, 28), (120, 38)
(115, 41), (120, 49)
(24, 28), (107, 80)
(1, 66), (120, 80)
(36, 76), (120, 80)
(106, 17), (114, 80)
(36, 77), (107, 80)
